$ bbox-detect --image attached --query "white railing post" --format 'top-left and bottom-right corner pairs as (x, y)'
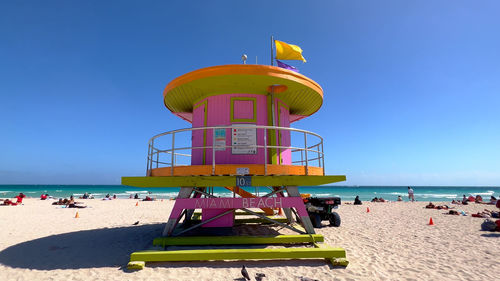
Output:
(150, 139), (155, 173)
(156, 147), (159, 168)
(146, 142), (151, 176)
(321, 141), (325, 175)
(212, 128), (216, 175)
(304, 132), (308, 175)
(300, 145), (304, 166)
(317, 143), (321, 167)
(171, 133), (175, 176)
(264, 128), (267, 175)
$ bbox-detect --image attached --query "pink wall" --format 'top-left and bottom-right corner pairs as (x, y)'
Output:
(191, 94), (291, 166)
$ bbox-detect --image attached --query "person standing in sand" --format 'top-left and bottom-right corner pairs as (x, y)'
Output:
(408, 187), (415, 202)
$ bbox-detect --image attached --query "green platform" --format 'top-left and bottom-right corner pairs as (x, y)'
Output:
(121, 175), (346, 187)
(128, 234), (347, 269)
(130, 247), (346, 263)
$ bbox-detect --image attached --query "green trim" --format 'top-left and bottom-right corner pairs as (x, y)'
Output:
(193, 100), (208, 164)
(130, 247), (346, 262)
(276, 99), (289, 164)
(230, 97), (257, 123)
(192, 92), (268, 109)
(267, 95), (277, 164)
(127, 261), (145, 270)
(193, 100), (207, 110)
(153, 234), (324, 247)
(121, 175), (346, 187)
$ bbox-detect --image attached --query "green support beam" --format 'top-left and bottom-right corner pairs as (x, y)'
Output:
(122, 175), (346, 188)
(153, 234), (324, 247)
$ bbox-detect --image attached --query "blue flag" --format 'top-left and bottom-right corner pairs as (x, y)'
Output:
(276, 60), (299, 73)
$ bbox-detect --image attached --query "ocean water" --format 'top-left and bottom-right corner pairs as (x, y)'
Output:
(0, 185), (499, 202)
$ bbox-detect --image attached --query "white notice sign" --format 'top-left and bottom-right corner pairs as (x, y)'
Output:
(231, 126), (257, 154)
(236, 167), (250, 175)
(214, 128), (226, 151)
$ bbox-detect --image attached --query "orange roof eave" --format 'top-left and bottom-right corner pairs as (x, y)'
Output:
(163, 64), (323, 101)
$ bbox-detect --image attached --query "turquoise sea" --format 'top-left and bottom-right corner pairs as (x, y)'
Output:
(0, 185), (499, 202)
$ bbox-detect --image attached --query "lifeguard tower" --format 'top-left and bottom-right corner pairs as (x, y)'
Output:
(122, 63), (348, 269)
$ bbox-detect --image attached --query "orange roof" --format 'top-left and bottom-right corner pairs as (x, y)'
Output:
(163, 65), (324, 117)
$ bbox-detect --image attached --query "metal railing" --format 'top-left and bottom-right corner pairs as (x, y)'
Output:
(146, 125), (325, 176)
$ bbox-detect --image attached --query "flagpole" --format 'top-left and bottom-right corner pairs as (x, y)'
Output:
(270, 35), (274, 66)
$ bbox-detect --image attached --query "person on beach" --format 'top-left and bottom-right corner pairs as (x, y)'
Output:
(14, 193), (26, 204)
(425, 202), (449, 210)
(134, 193), (139, 199)
(461, 195), (469, 205)
(407, 187), (415, 202)
(52, 198), (66, 205)
(448, 209), (466, 216)
(471, 209), (497, 218)
(1, 199), (17, 206)
(490, 196), (497, 205)
(397, 195), (403, 201)
(475, 195), (483, 203)
(354, 196), (362, 205)
(67, 195), (87, 208)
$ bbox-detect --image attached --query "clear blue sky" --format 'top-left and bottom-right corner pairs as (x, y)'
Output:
(1, 1), (499, 186)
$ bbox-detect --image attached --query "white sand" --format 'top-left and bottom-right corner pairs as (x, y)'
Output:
(0, 199), (499, 281)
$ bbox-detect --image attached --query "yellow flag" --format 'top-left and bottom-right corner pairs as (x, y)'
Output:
(275, 40), (306, 62)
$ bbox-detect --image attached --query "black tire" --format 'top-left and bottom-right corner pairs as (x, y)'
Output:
(309, 213), (322, 228)
(329, 212), (341, 227)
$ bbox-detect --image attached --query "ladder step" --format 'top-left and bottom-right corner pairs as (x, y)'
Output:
(153, 234), (324, 246)
(131, 246), (346, 262)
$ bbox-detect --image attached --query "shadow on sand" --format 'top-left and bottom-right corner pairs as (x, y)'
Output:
(480, 233), (500, 238)
(0, 223), (338, 272)
(0, 223), (163, 270)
